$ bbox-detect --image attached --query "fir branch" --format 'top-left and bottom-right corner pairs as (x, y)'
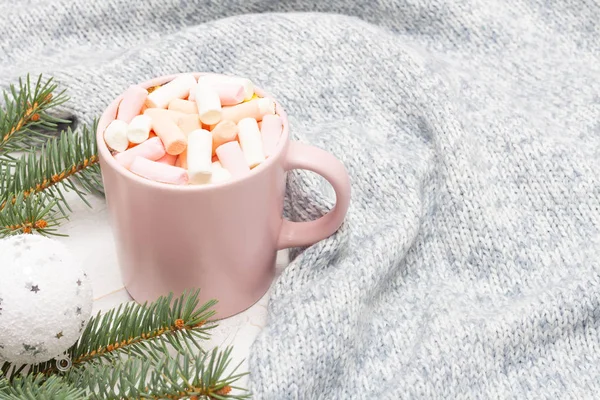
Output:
(70, 346), (250, 400)
(0, 74), (70, 157)
(2, 292), (249, 398)
(0, 122), (103, 216)
(30, 290), (217, 376)
(0, 373), (85, 400)
(0, 192), (64, 237)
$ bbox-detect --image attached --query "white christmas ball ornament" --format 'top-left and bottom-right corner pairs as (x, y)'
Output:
(0, 235), (93, 365)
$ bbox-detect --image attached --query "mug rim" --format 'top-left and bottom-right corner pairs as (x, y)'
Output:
(96, 72), (290, 192)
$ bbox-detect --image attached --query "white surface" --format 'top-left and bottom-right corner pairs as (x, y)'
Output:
(57, 190), (287, 390)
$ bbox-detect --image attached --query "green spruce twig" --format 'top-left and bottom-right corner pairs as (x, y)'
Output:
(3, 291), (248, 399)
(0, 121), (103, 210)
(0, 74), (103, 237)
(70, 346), (250, 400)
(0, 122), (103, 223)
(0, 74), (70, 158)
(29, 290), (217, 376)
(0, 373), (85, 400)
(0, 192), (64, 237)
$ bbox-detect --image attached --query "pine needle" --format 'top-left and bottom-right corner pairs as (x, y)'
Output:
(0, 372), (85, 400)
(28, 290), (217, 376)
(0, 192), (65, 237)
(0, 74), (70, 159)
(70, 347), (250, 400)
(0, 121), (103, 217)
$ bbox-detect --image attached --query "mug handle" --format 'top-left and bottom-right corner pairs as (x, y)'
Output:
(277, 141), (351, 249)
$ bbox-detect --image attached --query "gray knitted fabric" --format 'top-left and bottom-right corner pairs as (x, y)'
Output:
(2, 0), (600, 398)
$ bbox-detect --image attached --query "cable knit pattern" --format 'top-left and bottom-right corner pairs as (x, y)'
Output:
(2, 1), (599, 398)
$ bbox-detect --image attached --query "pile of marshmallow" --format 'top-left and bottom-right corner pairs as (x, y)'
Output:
(103, 74), (282, 185)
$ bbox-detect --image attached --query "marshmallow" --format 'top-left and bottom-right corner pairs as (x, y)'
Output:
(194, 82), (222, 125)
(126, 129), (156, 149)
(168, 98), (198, 114)
(145, 74), (196, 108)
(117, 85), (148, 123)
(210, 161), (232, 184)
(215, 141), (250, 178)
(188, 81), (197, 101)
(187, 129), (213, 184)
(211, 120), (238, 154)
(147, 111), (187, 155)
(127, 115), (152, 144)
(213, 82), (245, 106)
(114, 137), (166, 168)
(104, 119), (129, 152)
(238, 118), (266, 168)
(198, 77), (245, 106)
(144, 108), (186, 123)
(207, 75), (254, 101)
(221, 98), (275, 124)
(260, 114), (283, 157)
(130, 156), (189, 185)
(177, 114), (202, 135)
(156, 153), (177, 166)
(175, 150), (187, 169)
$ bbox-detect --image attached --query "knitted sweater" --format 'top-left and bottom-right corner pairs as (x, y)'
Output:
(2, 0), (599, 398)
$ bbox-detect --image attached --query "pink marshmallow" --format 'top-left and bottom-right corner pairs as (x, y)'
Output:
(212, 82), (245, 106)
(117, 85), (149, 123)
(155, 153), (177, 166)
(221, 98), (274, 123)
(114, 137), (166, 169)
(215, 141), (250, 178)
(198, 77), (245, 106)
(130, 157), (189, 185)
(261, 114), (283, 157)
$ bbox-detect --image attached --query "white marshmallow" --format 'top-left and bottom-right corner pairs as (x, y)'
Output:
(126, 115), (152, 144)
(195, 82), (222, 125)
(104, 119), (129, 152)
(206, 75), (254, 101)
(146, 74), (196, 108)
(187, 129), (213, 184)
(258, 98), (276, 116)
(188, 81), (197, 101)
(210, 161), (232, 184)
(237, 117), (265, 168)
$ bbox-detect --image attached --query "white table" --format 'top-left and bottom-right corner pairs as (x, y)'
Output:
(57, 191), (287, 390)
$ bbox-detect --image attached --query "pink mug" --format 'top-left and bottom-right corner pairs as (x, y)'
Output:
(97, 73), (351, 318)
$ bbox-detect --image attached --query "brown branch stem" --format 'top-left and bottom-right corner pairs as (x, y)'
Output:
(3, 219), (48, 234)
(144, 384), (232, 400)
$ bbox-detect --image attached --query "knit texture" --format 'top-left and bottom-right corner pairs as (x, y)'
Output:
(2, 1), (600, 398)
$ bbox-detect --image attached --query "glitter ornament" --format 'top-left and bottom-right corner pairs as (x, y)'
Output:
(0, 235), (93, 365)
